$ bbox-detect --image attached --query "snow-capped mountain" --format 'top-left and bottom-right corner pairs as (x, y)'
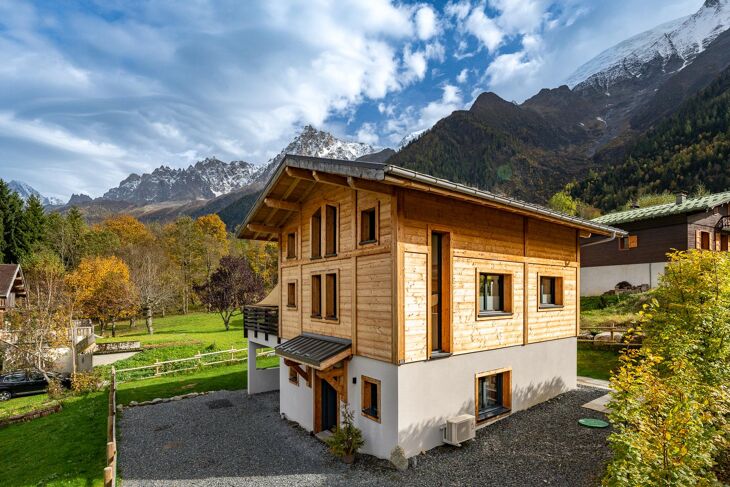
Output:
(267, 125), (375, 168)
(397, 129), (427, 150)
(103, 158), (264, 204)
(567, 0), (730, 90)
(8, 180), (64, 206)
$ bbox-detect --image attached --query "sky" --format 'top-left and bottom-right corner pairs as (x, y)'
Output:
(0, 0), (703, 200)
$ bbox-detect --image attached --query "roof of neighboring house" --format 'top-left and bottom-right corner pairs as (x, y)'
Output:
(238, 154), (626, 240)
(593, 191), (730, 226)
(275, 333), (352, 369)
(0, 264), (26, 300)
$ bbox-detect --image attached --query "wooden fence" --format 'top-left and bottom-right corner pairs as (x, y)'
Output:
(104, 366), (117, 487)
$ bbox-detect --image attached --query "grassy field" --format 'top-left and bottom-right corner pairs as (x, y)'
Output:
(579, 293), (647, 330)
(0, 393), (60, 421)
(577, 346), (623, 381)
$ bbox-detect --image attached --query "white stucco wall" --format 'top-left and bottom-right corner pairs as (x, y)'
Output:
(247, 340), (279, 394)
(396, 338), (576, 458)
(581, 262), (667, 296)
(279, 358), (314, 431)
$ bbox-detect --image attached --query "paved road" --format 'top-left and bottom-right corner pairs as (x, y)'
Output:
(119, 387), (611, 486)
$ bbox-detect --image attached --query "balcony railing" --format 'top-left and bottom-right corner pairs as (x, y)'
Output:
(717, 216), (730, 233)
(243, 305), (280, 343)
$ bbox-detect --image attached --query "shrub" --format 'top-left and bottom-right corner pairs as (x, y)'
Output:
(326, 404), (364, 459)
(71, 371), (104, 394)
(46, 378), (65, 400)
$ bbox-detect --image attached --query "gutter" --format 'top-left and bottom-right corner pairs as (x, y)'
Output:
(579, 230), (618, 248)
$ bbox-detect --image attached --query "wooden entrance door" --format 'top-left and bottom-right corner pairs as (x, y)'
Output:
(321, 379), (338, 432)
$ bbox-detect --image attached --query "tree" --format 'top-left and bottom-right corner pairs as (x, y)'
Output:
(126, 242), (175, 334)
(162, 216), (205, 314)
(45, 208), (87, 269)
(66, 256), (137, 337)
(195, 256), (264, 330)
(547, 191), (578, 216)
(101, 215), (153, 247)
(231, 239), (278, 290)
(0, 250), (69, 379)
(195, 214), (229, 281)
(0, 179), (31, 263)
(22, 194), (47, 250)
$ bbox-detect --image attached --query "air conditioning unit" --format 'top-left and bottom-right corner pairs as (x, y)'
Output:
(442, 414), (476, 447)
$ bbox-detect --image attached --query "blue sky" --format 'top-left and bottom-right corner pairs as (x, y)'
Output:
(0, 0), (703, 200)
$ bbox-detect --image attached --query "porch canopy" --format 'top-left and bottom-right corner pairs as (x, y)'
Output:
(275, 333), (352, 371)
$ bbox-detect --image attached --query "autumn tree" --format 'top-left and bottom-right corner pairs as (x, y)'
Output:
(231, 238), (278, 290)
(547, 191), (578, 216)
(195, 256), (264, 330)
(195, 214), (229, 281)
(162, 216), (205, 314)
(66, 256), (138, 337)
(126, 242), (175, 334)
(102, 215), (153, 247)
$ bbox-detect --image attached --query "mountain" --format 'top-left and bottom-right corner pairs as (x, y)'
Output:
(391, 0), (730, 206)
(8, 180), (64, 206)
(102, 157), (264, 204)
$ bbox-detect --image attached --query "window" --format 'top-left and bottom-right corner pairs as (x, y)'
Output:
(311, 209), (322, 258)
(721, 234), (729, 252)
(311, 275), (322, 318)
(288, 366), (299, 385)
(475, 370), (511, 422)
(700, 231), (711, 250)
(360, 207), (377, 244)
(287, 282), (297, 309)
(361, 376), (381, 422)
(539, 276), (563, 308)
(325, 205), (337, 256)
(619, 235), (638, 250)
(325, 273), (337, 320)
(286, 232), (297, 259)
(478, 273), (512, 316)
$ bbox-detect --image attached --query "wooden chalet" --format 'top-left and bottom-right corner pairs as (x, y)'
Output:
(582, 191), (730, 296)
(0, 264), (26, 323)
(240, 154), (624, 459)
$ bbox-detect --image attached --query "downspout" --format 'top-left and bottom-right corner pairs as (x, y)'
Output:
(580, 230), (619, 248)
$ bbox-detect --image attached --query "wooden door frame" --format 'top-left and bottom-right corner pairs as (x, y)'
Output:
(427, 226), (452, 357)
(312, 361), (348, 433)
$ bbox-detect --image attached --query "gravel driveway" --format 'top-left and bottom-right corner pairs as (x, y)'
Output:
(119, 387), (611, 486)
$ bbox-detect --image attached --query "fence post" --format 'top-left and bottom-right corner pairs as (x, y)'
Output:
(230, 348), (234, 362)
(196, 351), (201, 367)
(610, 323), (615, 343)
(104, 466), (113, 486)
(155, 360), (160, 376)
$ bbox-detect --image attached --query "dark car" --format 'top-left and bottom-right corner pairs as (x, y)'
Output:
(0, 370), (71, 401)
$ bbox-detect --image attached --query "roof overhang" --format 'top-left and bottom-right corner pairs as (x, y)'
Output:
(238, 154), (626, 240)
(275, 333), (352, 370)
(0, 264), (26, 301)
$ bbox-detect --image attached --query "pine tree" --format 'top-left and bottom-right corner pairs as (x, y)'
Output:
(22, 194), (47, 250)
(0, 179), (30, 263)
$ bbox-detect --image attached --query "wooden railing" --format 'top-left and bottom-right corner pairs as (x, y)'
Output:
(104, 366), (118, 487)
(243, 305), (279, 342)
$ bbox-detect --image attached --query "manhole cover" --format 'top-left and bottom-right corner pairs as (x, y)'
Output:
(206, 399), (234, 410)
(579, 418), (610, 428)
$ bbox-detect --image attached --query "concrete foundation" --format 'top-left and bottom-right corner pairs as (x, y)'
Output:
(247, 340), (279, 394)
(581, 262), (666, 296)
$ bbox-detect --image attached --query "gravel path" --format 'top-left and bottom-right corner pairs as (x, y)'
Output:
(119, 387), (611, 486)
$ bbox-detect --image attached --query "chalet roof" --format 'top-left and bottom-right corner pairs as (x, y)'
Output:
(238, 154), (626, 240)
(0, 264), (26, 300)
(275, 333), (352, 369)
(593, 191), (730, 226)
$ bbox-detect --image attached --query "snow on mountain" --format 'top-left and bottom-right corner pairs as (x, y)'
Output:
(397, 129), (427, 150)
(267, 125), (375, 168)
(103, 158), (264, 204)
(567, 0), (730, 89)
(8, 180), (64, 206)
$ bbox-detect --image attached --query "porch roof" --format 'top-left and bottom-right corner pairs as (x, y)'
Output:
(275, 333), (351, 370)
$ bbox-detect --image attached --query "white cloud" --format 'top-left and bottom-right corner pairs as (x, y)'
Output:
(456, 68), (469, 83)
(493, 0), (548, 34)
(384, 84), (464, 144)
(356, 122), (379, 145)
(403, 45), (428, 82)
(464, 6), (504, 52)
(415, 6), (439, 40)
(485, 50), (543, 87)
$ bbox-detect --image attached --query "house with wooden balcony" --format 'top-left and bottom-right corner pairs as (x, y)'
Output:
(0, 264), (26, 323)
(581, 191), (730, 296)
(239, 154), (624, 460)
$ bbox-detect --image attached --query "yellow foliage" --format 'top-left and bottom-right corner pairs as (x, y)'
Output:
(195, 214), (227, 245)
(66, 256), (137, 324)
(101, 215), (153, 246)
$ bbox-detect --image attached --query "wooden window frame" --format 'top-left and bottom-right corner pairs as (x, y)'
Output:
(475, 270), (513, 320)
(311, 208), (322, 259)
(288, 366), (299, 386)
(427, 228), (452, 356)
(361, 375), (381, 423)
(618, 235), (638, 251)
(286, 231), (297, 260)
(324, 204), (338, 257)
(721, 234), (729, 252)
(538, 274), (564, 310)
(324, 271), (338, 321)
(310, 270), (339, 323)
(286, 281), (297, 309)
(700, 230), (711, 250)
(358, 204), (379, 246)
(311, 274), (322, 318)
(474, 368), (512, 424)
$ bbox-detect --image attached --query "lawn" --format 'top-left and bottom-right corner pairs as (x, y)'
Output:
(577, 346), (623, 381)
(0, 393), (59, 421)
(0, 392), (107, 486)
(579, 293), (648, 330)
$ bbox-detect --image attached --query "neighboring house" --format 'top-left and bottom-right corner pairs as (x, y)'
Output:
(581, 192), (730, 296)
(240, 155), (624, 460)
(0, 264), (26, 323)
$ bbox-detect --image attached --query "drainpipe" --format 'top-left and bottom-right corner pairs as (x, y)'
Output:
(580, 230), (619, 248)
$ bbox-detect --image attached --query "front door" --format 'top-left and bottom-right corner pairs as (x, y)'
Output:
(321, 379), (338, 432)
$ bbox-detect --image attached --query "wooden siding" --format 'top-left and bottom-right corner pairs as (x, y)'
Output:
(397, 188), (579, 363)
(356, 254), (393, 361)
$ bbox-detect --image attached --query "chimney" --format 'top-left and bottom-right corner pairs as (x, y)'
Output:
(675, 192), (687, 205)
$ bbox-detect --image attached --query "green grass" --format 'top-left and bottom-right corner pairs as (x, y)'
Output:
(0, 392), (107, 486)
(98, 311), (245, 350)
(577, 346), (623, 381)
(579, 292), (651, 330)
(0, 393), (60, 421)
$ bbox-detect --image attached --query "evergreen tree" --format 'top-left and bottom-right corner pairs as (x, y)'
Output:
(22, 194), (47, 249)
(0, 179), (30, 263)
